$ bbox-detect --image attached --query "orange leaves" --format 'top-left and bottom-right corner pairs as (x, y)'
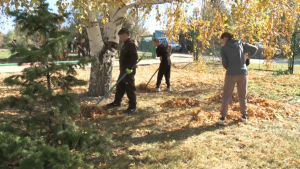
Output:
(80, 102), (107, 117)
(161, 98), (202, 108)
(296, 160), (300, 164)
(206, 92), (300, 123)
(190, 109), (220, 127)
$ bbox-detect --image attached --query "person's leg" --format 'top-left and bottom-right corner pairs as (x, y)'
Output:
(125, 72), (137, 110)
(156, 65), (165, 89)
(107, 74), (126, 107)
(114, 75), (126, 104)
(78, 49), (81, 57)
(164, 65), (171, 88)
(236, 75), (248, 117)
(82, 50), (85, 57)
(220, 75), (237, 118)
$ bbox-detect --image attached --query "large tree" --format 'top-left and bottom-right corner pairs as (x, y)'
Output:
(68, 0), (190, 97)
(1, 0), (189, 96)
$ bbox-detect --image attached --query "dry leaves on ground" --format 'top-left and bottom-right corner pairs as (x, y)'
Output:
(80, 102), (107, 117)
(161, 98), (202, 108)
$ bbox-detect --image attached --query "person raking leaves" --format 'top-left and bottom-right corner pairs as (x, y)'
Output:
(77, 38), (86, 58)
(218, 32), (257, 125)
(106, 28), (138, 113)
(153, 38), (172, 92)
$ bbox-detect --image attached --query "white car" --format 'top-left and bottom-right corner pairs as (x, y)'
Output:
(156, 37), (182, 52)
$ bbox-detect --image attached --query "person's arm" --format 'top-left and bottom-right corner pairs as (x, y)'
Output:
(127, 43), (138, 69)
(221, 47), (228, 69)
(156, 46), (163, 62)
(244, 43), (258, 57)
(246, 56), (250, 66)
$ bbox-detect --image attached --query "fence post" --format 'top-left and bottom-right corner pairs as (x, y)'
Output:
(152, 33), (156, 58)
(195, 30), (199, 61)
(289, 15), (300, 74)
(289, 33), (295, 74)
(192, 28), (196, 61)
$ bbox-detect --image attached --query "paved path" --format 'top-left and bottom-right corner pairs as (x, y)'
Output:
(0, 54), (193, 73)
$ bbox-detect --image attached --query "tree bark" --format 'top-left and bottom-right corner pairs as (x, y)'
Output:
(87, 6), (125, 96)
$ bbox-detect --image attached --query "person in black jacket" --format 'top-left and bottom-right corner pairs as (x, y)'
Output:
(78, 38), (86, 57)
(153, 38), (172, 92)
(106, 28), (138, 113)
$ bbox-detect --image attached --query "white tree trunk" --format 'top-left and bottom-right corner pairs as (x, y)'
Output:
(86, 9), (105, 96)
(87, 6), (126, 96)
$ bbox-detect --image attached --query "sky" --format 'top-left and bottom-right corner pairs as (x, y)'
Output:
(0, 0), (198, 34)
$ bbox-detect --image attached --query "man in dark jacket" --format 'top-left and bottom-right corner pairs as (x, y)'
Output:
(106, 28), (138, 113)
(153, 38), (172, 92)
(78, 38), (86, 57)
(218, 32), (257, 125)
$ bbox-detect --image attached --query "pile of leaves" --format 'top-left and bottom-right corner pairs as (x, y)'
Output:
(161, 98), (202, 108)
(190, 109), (220, 127)
(206, 92), (253, 103)
(136, 83), (153, 92)
(194, 92), (300, 125)
(229, 98), (300, 121)
(80, 102), (107, 118)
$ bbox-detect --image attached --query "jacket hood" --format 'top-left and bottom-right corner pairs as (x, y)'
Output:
(225, 39), (241, 49)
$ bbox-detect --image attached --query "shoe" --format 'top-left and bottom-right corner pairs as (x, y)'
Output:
(106, 102), (121, 108)
(218, 116), (225, 125)
(241, 115), (247, 123)
(123, 107), (136, 113)
(165, 87), (172, 91)
(154, 88), (161, 92)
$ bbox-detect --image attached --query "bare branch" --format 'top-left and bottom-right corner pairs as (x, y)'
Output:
(125, 0), (178, 9)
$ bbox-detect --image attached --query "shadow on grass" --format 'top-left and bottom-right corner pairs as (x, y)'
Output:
(127, 121), (237, 145)
(105, 120), (238, 168)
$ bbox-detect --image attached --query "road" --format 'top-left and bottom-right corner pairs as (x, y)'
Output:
(0, 54), (193, 73)
(1, 53), (299, 73)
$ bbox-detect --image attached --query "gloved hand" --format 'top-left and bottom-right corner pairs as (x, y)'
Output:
(126, 68), (133, 74)
(246, 58), (250, 66)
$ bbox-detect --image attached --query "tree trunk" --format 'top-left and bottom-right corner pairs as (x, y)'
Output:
(87, 7), (125, 96)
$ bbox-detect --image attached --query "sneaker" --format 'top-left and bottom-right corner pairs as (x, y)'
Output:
(165, 87), (172, 91)
(241, 115), (247, 123)
(106, 102), (121, 108)
(218, 117), (225, 125)
(123, 107), (136, 113)
(154, 88), (161, 92)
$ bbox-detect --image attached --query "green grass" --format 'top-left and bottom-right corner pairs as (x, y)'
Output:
(1, 61), (300, 168)
(0, 49), (10, 59)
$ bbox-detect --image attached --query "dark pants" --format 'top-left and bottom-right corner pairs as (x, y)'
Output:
(156, 64), (171, 88)
(114, 71), (137, 108)
(78, 49), (85, 57)
(73, 45), (77, 52)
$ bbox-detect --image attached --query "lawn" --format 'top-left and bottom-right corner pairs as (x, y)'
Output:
(1, 62), (300, 168)
(0, 49), (153, 63)
(0, 49), (10, 59)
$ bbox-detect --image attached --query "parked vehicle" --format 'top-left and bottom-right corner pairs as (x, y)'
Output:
(252, 42), (284, 59)
(156, 37), (182, 52)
